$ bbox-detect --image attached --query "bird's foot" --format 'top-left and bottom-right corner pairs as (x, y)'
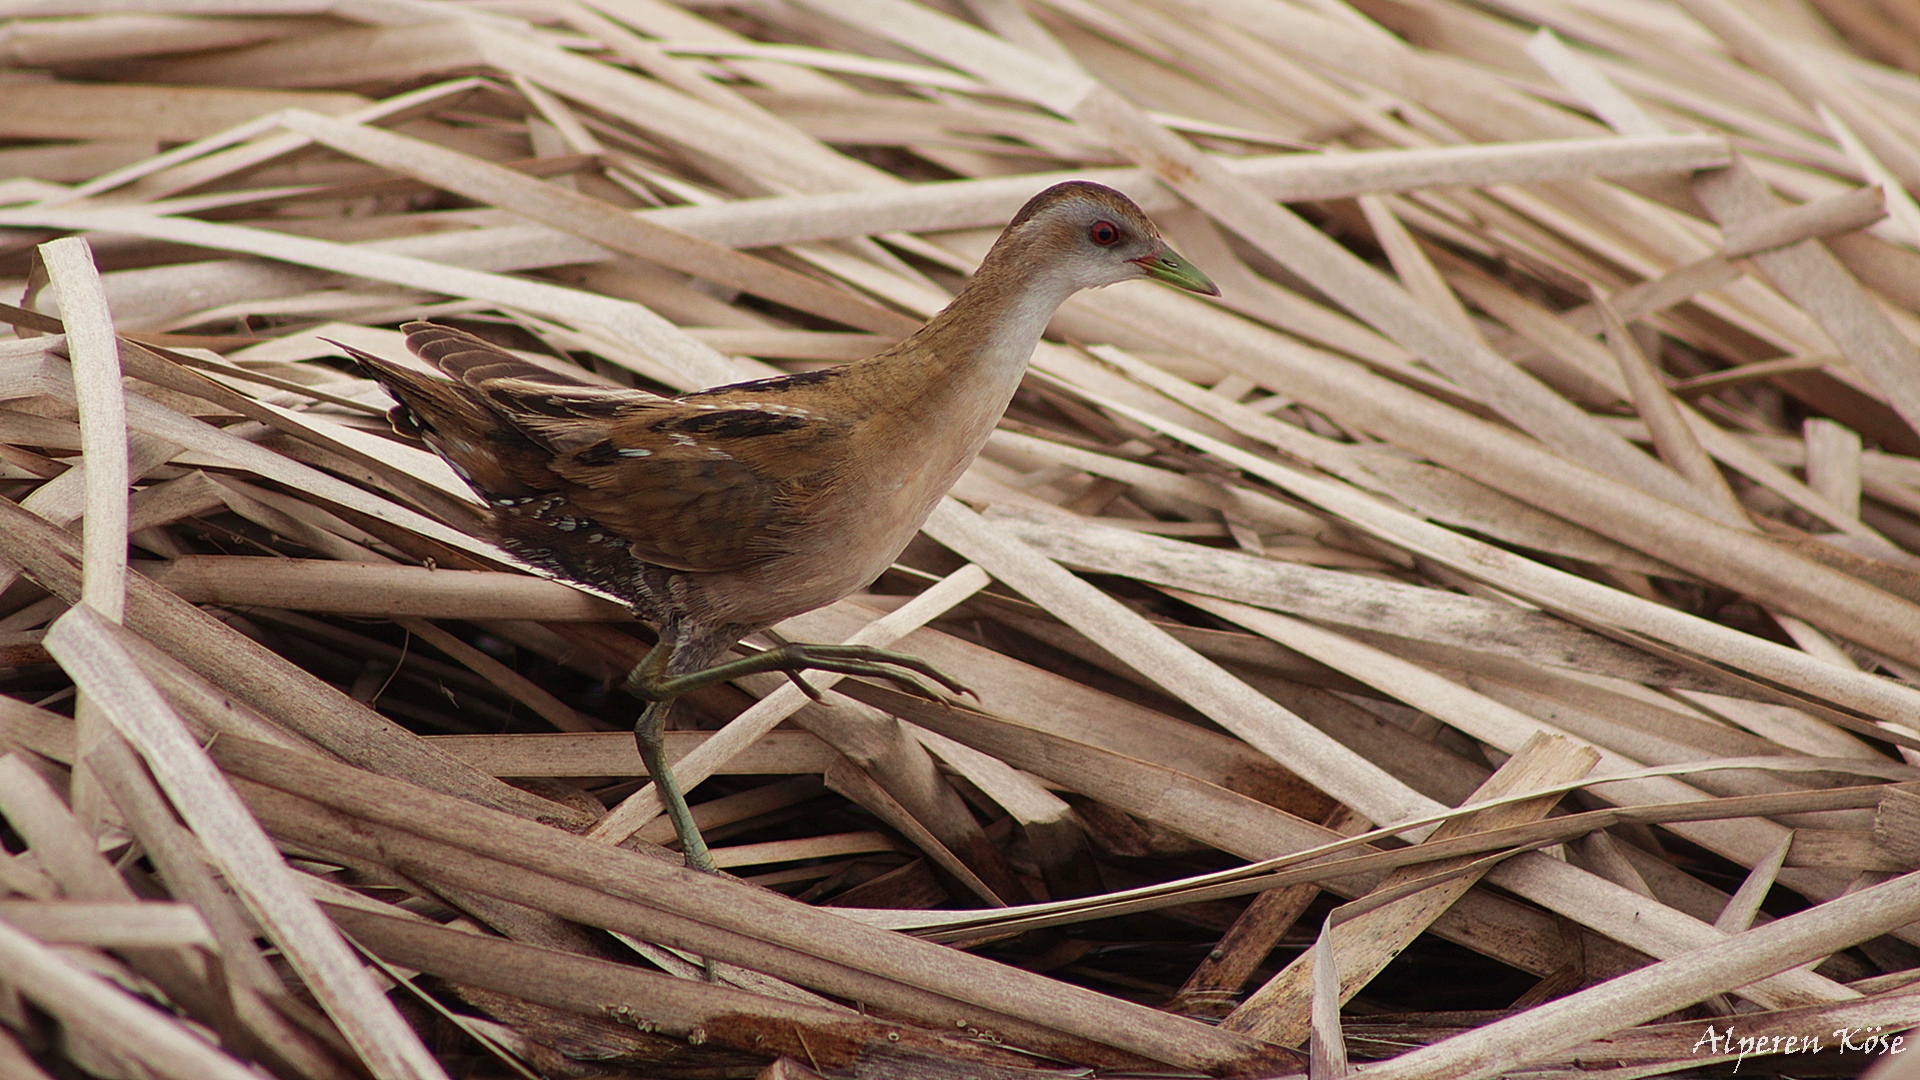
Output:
(762, 642), (975, 704)
(628, 641), (975, 705)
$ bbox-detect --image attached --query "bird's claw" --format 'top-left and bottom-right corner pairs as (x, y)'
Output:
(783, 669), (826, 701)
(775, 643), (976, 705)
(626, 641), (976, 707)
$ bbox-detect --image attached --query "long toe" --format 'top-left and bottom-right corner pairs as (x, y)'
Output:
(783, 669), (827, 701)
(786, 644), (975, 700)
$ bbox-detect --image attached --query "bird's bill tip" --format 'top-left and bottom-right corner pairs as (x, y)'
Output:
(1134, 247), (1220, 296)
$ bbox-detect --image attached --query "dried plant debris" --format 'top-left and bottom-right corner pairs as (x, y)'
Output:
(4, 1), (1920, 1078)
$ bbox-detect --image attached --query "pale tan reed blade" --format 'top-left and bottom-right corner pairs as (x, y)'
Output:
(36, 239), (130, 834)
(926, 498), (1432, 827)
(321, 899), (1056, 1069)
(272, 109), (919, 336)
(0, 900), (213, 949)
(44, 605), (451, 1080)
(1594, 290), (1749, 523)
(1075, 386), (1920, 724)
(0, 915), (263, 1080)
(427, 730), (836, 777)
(213, 733), (1296, 1076)
(0, 495), (575, 825)
(1361, 868), (1920, 1080)
(1227, 734), (1600, 1046)
(1720, 185), (1890, 258)
(35, 242), (126, 622)
(135, 556), (627, 620)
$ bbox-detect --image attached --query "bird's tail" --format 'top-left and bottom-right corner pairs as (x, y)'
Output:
(328, 325), (543, 498)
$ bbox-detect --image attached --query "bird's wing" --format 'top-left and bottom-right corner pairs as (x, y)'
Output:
(355, 322), (853, 573)
(538, 394), (851, 572)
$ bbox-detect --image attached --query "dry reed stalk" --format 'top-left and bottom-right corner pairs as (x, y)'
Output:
(5, 2), (1920, 1077)
(1227, 733), (1601, 1045)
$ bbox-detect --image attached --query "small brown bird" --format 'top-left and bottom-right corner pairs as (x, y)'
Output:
(340, 180), (1216, 871)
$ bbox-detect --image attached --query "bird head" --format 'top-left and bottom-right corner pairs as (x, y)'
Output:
(1001, 180), (1219, 297)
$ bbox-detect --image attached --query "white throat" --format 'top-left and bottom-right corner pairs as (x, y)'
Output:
(979, 275), (1079, 382)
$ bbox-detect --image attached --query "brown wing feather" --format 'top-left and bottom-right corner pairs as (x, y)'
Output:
(546, 401), (849, 571)
(403, 321), (596, 387)
(344, 322), (852, 575)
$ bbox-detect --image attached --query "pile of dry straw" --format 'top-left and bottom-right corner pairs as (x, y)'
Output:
(3, 1), (1920, 1077)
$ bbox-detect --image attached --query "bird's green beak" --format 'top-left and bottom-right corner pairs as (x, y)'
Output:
(1134, 245), (1219, 296)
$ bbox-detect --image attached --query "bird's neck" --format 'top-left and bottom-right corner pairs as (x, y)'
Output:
(868, 238), (1078, 403)
(829, 238), (1078, 536)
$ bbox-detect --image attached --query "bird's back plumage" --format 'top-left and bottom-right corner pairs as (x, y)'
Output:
(339, 323), (849, 584)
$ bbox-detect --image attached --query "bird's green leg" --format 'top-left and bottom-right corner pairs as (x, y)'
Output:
(627, 645), (720, 980)
(631, 695), (715, 874)
(626, 637), (972, 875)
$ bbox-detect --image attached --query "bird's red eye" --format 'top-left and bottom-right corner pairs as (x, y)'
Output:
(1090, 220), (1120, 246)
